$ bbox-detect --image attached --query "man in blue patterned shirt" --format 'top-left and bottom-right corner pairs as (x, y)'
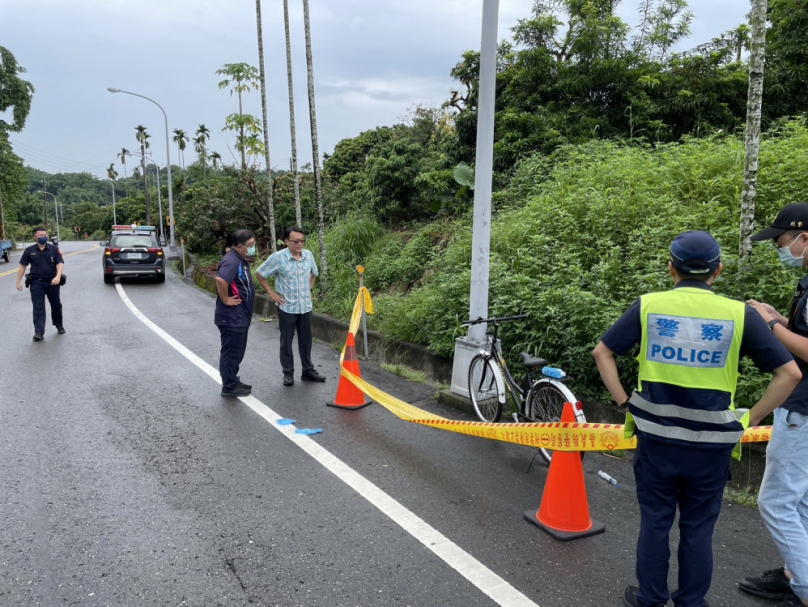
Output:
(256, 227), (326, 386)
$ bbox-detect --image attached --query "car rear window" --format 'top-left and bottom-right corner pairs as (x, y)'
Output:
(112, 235), (156, 248)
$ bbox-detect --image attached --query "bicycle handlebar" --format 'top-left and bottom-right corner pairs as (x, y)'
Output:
(461, 314), (529, 326)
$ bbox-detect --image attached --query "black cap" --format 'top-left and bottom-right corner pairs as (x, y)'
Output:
(751, 202), (808, 241)
(669, 231), (721, 274)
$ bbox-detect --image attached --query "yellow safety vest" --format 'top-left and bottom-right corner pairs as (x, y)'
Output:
(624, 287), (747, 456)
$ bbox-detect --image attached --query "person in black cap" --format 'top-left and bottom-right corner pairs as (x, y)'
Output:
(15, 227), (66, 341)
(740, 203), (808, 607)
(593, 231), (799, 607)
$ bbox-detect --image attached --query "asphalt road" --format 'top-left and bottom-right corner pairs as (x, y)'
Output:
(0, 241), (785, 607)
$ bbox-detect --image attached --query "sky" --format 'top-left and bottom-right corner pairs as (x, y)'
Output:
(2, 0), (751, 181)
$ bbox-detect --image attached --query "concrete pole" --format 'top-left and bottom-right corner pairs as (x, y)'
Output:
(450, 0), (499, 397)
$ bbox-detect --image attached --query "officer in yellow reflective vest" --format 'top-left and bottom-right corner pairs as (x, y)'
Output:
(593, 231), (800, 607)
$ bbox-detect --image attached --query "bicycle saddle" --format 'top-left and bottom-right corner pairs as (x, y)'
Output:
(519, 353), (548, 368)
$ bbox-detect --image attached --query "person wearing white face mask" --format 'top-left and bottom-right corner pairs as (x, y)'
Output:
(743, 203), (808, 607)
(214, 229), (256, 398)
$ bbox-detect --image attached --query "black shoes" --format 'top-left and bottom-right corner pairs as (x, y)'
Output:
(238, 381), (252, 390)
(33, 334), (43, 341)
(57, 327), (65, 335)
(740, 567), (796, 600)
(301, 369), (326, 382)
(283, 373), (294, 386)
(221, 385), (251, 398)
(623, 586), (666, 607)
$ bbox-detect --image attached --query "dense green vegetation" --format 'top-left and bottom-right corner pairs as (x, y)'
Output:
(3, 0), (808, 407)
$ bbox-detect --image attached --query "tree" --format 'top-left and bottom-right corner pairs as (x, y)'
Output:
(195, 124), (210, 177)
(302, 0), (327, 284)
(173, 128), (188, 171)
(255, 0), (278, 252)
(763, 0), (808, 120)
(118, 147), (129, 178)
(739, 0), (769, 265)
(210, 151), (222, 170)
(107, 163), (118, 181)
(216, 62), (260, 169)
(222, 113), (264, 166)
(0, 46), (34, 221)
(0, 46), (35, 133)
(284, 0), (303, 228)
(135, 125), (151, 224)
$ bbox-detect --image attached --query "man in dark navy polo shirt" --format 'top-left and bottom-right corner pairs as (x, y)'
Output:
(593, 231), (799, 607)
(215, 229), (256, 398)
(16, 227), (65, 341)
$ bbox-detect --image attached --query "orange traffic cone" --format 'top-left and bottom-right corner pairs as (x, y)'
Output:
(524, 401), (605, 540)
(327, 332), (372, 410)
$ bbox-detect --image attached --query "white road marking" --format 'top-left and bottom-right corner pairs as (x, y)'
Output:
(115, 282), (539, 607)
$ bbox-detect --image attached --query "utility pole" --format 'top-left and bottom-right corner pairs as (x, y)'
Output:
(450, 0), (500, 398)
(0, 187), (5, 240)
(42, 181), (49, 227)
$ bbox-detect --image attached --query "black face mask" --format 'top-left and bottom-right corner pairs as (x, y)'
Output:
(37, 236), (49, 245)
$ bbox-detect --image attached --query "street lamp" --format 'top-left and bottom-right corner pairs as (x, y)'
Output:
(42, 191), (60, 242)
(107, 87), (177, 257)
(106, 179), (117, 225)
(127, 153), (165, 245)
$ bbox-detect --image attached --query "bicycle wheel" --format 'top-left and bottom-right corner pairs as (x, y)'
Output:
(468, 354), (503, 423)
(525, 379), (584, 465)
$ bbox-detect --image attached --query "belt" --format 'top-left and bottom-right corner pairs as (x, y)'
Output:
(31, 276), (56, 282)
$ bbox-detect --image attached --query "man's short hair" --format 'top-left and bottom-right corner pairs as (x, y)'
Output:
(284, 226), (305, 240)
(231, 229), (254, 247)
(33, 227), (47, 235)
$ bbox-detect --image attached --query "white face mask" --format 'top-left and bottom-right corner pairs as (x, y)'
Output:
(778, 235), (807, 268)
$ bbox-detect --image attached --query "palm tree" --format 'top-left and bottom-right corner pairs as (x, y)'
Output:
(195, 124), (210, 177)
(118, 147), (129, 178)
(135, 125), (151, 225)
(107, 163), (118, 181)
(256, 0), (278, 251)
(216, 62), (260, 169)
(739, 0), (769, 267)
(283, 0), (302, 228)
(173, 128), (188, 171)
(210, 151), (222, 170)
(303, 0), (327, 285)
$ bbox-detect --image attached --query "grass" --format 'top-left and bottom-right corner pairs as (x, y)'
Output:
(382, 363), (428, 384)
(724, 486), (759, 509)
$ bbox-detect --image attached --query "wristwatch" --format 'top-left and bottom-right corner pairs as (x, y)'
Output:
(768, 318), (779, 331)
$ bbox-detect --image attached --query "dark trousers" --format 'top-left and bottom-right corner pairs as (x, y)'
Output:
(277, 309), (313, 375)
(218, 326), (249, 391)
(30, 280), (62, 335)
(633, 435), (731, 607)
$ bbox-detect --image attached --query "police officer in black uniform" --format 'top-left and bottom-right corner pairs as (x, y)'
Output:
(16, 227), (65, 341)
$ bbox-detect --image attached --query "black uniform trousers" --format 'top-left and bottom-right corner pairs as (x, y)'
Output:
(633, 434), (731, 607)
(218, 326), (249, 391)
(30, 279), (63, 335)
(277, 309), (314, 375)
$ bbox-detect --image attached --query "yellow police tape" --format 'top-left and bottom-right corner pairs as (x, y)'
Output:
(339, 289), (773, 451)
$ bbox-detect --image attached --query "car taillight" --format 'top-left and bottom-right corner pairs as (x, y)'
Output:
(148, 248), (163, 255)
(105, 247), (121, 256)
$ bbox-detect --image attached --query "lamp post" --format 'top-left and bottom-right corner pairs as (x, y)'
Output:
(127, 153), (165, 244)
(106, 179), (117, 225)
(450, 0), (499, 398)
(107, 87), (176, 257)
(42, 191), (60, 242)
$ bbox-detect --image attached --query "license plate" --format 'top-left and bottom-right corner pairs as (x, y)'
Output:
(128, 253), (143, 259)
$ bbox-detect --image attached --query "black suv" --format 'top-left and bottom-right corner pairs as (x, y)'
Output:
(101, 227), (165, 284)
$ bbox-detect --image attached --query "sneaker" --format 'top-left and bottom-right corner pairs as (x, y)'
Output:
(33, 334), (43, 341)
(301, 369), (326, 382)
(57, 327), (66, 335)
(221, 386), (251, 398)
(740, 567), (796, 600)
(623, 586), (666, 607)
(283, 373), (294, 386)
(238, 382), (252, 390)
